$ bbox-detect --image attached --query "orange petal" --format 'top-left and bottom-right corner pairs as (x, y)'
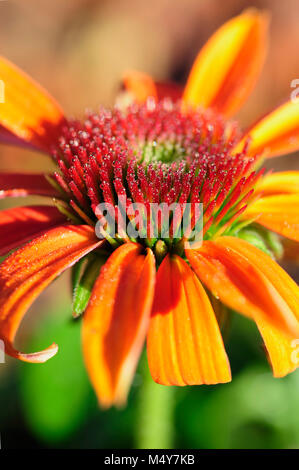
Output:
(183, 9), (269, 117)
(147, 254), (231, 386)
(122, 70), (158, 103)
(243, 194), (299, 241)
(0, 55), (65, 152)
(255, 320), (298, 378)
(0, 205), (67, 255)
(256, 171), (299, 195)
(122, 70), (183, 103)
(215, 236), (299, 322)
(0, 172), (61, 199)
(186, 239), (299, 338)
(215, 236), (299, 377)
(82, 243), (156, 408)
(235, 100), (299, 158)
(0, 123), (36, 149)
(0, 225), (101, 363)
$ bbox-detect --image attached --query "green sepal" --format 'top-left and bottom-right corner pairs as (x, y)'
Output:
(72, 254), (106, 318)
(236, 227), (274, 257)
(259, 228), (283, 260)
(44, 174), (69, 200)
(71, 257), (87, 294)
(53, 199), (81, 224)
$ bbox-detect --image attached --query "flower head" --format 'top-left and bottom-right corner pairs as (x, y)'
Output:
(54, 102), (259, 250)
(1, 8), (299, 407)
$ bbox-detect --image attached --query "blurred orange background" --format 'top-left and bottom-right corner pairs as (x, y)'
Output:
(1, 0), (299, 173)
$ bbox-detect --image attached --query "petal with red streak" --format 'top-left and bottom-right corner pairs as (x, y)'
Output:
(186, 239), (299, 339)
(235, 100), (299, 158)
(215, 236), (299, 322)
(211, 236), (299, 377)
(122, 70), (182, 103)
(82, 242), (156, 408)
(183, 9), (269, 117)
(256, 171), (299, 196)
(0, 172), (61, 199)
(147, 254), (231, 386)
(0, 225), (102, 362)
(256, 320), (298, 377)
(0, 124), (36, 149)
(0, 205), (67, 255)
(243, 194), (299, 242)
(0, 55), (65, 152)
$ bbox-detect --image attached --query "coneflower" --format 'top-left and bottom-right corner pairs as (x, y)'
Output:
(0, 9), (299, 408)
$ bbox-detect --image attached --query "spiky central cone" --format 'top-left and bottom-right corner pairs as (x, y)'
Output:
(52, 100), (262, 251)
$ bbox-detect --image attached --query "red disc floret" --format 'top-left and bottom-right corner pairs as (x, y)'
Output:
(51, 100), (262, 244)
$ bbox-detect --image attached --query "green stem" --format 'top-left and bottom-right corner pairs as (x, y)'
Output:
(135, 358), (175, 449)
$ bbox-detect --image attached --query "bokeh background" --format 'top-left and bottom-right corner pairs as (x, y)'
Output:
(0, 0), (299, 449)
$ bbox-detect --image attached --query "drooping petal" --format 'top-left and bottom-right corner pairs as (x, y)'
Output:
(122, 70), (183, 103)
(147, 254), (231, 386)
(215, 236), (299, 322)
(256, 171), (299, 195)
(186, 239), (299, 338)
(0, 55), (65, 152)
(235, 100), (299, 158)
(183, 9), (269, 117)
(214, 236), (299, 377)
(0, 172), (61, 199)
(0, 205), (67, 255)
(0, 225), (102, 363)
(82, 242), (156, 408)
(243, 194), (299, 241)
(255, 319), (298, 377)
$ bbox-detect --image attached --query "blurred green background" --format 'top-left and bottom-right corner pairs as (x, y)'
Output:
(0, 0), (299, 449)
